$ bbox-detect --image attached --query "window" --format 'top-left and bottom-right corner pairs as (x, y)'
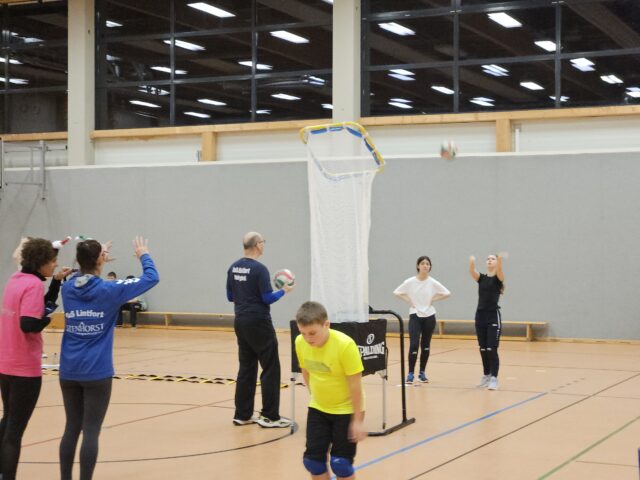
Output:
(363, 0), (640, 115)
(0, 1), (68, 133)
(97, 0), (332, 129)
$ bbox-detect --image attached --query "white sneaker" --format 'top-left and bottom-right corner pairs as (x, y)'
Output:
(232, 415), (258, 426)
(487, 376), (499, 390)
(41, 353), (48, 359)
(477, 374), (491, 388)
(257, 416), (293, 428)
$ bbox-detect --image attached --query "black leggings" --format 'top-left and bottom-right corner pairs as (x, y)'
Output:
(475, 310), (502, 377)
(408, 314), (436, 374)
(59, 377), (112, 480)
(0, 374), (42, 480)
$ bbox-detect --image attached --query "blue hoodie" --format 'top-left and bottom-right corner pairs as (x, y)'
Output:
(60, 254), (159, 381)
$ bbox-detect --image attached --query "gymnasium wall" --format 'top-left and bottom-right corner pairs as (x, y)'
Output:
(1, 151), (639, 340)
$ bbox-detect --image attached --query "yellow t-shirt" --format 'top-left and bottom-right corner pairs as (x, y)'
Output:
(295, 329), (364, 414)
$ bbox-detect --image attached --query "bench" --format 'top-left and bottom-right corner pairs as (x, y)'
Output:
(137, 311), (234, 328)
(436, 319), (548, 341)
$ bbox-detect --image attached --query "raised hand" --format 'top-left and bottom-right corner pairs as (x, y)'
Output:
(133, 236), (150, 259)
(54, 267), (74, 281)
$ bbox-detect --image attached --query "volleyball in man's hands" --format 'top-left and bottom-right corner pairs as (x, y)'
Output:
(274, 269), (295, 289)
(440, 140), (457, 160)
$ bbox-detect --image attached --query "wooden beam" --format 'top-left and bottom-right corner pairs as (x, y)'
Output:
(495, 118), (512, 152)
(360, 105), (640, 126)
(200, 131), (217, 161)
(0, 131), (68, 142)
(7, 104), (640, 145)
(90, 118), (328, 140)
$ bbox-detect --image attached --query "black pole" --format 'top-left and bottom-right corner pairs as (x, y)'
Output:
(368, 307), (415, 435)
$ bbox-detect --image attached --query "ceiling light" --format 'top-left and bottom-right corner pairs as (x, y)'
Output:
(570, 58), (595, 72)
(0, 77), (28, 85)
(378, 22), (415, 36)
(256, 109), (271, 114)
(626, 87), (640, 98)
(388, 73), (415, 81)
(163, 39), (205, 51)
(520, 81), (544, 90)
(307, 75), (325, 85)
(106, 20), (122, 28)
(488, 13), (522, 28)
(184, 111), (211, 118)
(130, 100), (161, 108)
(535, 40), (556, 52)
(138, 86), (170, 96)
(388, 101), (412, 109)
(322, 103), (333, 109)
(0, 57), (22, 65)
(271, 93), (300, 101)
(187, 2), (235, 18)
(431, 86), (454, 95)
(198, 98), (227, 106)
(238, 60), (272, 70)
(390, 98), (411, 103)
(10, 32), (42, 43)
(151, 66), (187, 74)
(389, 69), (414, 76)
(134, 111), (158, 119)
(481, 64), (509, 77)
(549, 96), (569, 102)
(470, 97), (495, 107)
(322, 0), (333, 4)
(270, 30), (309, 44)
(600, 75), (623, 84)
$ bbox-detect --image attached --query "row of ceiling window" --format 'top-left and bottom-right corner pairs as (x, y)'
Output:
(0, 0), (638, 132)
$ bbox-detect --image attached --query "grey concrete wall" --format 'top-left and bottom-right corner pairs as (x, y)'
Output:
(1, 152), (639, 340)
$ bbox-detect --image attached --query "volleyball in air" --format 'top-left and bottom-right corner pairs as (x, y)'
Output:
(274, 269), (295, 289)
(440, 140), (457, 160)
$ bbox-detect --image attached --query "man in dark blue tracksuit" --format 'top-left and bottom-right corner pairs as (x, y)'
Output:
(226, 231), (294, 428)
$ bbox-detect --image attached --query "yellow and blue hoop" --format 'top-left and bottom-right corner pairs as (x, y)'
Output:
(300, 121), (385, 180)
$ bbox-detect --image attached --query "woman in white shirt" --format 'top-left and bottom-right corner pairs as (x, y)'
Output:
(394, 256), (451, 384)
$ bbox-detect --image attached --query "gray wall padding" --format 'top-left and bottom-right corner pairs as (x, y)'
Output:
(1, 152), (639, 340)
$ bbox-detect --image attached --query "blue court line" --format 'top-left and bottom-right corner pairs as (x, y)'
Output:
(353, 391), (548, 475)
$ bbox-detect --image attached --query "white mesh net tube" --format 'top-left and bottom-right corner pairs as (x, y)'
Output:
(302, 123), (384, 323)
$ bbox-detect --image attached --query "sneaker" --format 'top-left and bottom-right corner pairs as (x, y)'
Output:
(257, 416), (293, 428)
(232, 416), (258, 426)
(487, 376), (499, 390)
(477, 374), (491, 388)
(405, 372), (414, 384)
(418, 371), (429, 383)
(41, 353), (48, 359)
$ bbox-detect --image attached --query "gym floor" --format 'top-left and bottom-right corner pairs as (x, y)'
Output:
(15, 327), (640, 479)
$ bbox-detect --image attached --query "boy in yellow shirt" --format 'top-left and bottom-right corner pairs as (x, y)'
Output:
(295, 301), (366, 480)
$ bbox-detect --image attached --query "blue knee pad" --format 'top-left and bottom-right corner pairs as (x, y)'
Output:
(330, 456), (354, 478)
(303, 457), (327, 475)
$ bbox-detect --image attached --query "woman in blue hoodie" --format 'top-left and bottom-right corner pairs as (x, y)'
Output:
(59, 236), (159, 480)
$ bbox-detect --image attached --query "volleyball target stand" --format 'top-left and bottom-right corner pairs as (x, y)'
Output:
(289, 307), (415, 436)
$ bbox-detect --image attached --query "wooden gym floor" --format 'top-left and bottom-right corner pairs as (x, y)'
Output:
(13, 328), (640, 479)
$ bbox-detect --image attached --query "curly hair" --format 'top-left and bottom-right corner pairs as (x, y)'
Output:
(76, 239), (103, 274)
(20, 238), (57, 273)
